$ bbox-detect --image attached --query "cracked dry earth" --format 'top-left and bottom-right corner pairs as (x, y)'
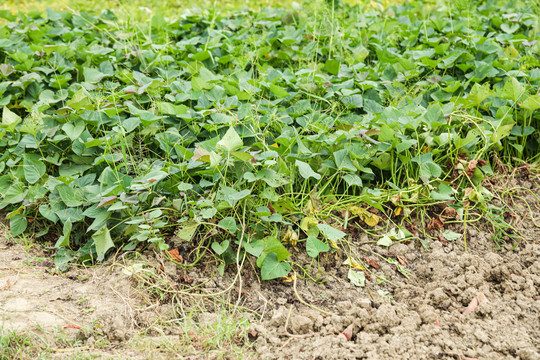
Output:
(1, 176), (540, 360)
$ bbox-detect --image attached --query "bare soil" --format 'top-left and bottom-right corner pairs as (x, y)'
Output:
(1, 176), (539, 359)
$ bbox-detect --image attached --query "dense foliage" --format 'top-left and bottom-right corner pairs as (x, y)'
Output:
(0, 1), (538, 277)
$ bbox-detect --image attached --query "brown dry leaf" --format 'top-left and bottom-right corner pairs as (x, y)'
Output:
(391, 193), (402, 205)
(443, 207), (458, 217)
(426, 217), (444, 231)
(363, 269), (373, 281)
(397, 255), (407, 266)
(168, 248), (183, 262)
(363, 257), (380, 269)
(468, 159), (478, 172)
(182, 273), (193, 284)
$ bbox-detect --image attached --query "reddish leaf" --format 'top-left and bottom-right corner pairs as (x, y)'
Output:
(363, 269), (373, 281)
(168, 248), (183, 262)
(363, 257), (380, 269)
(464, 293), (487, 315)
(341, 324), (354, 341)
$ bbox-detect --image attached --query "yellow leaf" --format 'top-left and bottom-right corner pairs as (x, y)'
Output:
(300, 216), (318, 233)
(348, 206), (379, 227)
(282, 273), (296, 283)
(343, 257), (364, 270)
(282, 226), (298, 246)
(270, 143), (279, 148)
(364, 213), (380, 227)
(394, 207), (402, 216)
(505, 46), (520, 59)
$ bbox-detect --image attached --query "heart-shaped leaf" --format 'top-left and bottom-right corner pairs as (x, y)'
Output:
(211, 240), (230, 255)
(261, 253), (291, 280)
(306, 236), (330, 258)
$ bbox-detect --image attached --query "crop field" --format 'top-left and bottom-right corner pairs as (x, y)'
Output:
(0, 0), (539, 359)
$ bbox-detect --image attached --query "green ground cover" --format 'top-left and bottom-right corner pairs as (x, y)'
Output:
(0, 0), (539, 279)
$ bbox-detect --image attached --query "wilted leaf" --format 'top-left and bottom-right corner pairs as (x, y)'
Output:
(348, 269), (365, 287)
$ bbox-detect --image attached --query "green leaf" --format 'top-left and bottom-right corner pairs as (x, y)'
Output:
(334, 149), (356, 171)
(295, 160), (321, 180)
(211, 240), (230, 255)
(377, 235), (392, 247)
(84, 67), (107, 83)
(56, 184), (84, 207)
(176, 221), (199, 242)
(244, 240), (264, 257)
(10, 214), (27, 237)
(269, 84), (289, 98)
(62, 120), (85, 140)
(2, 107), (21, 131)
(200, 207), (217, 219)
(442, 230), (462, 241)
(348, 269), (365, 287)
(396, 139), (417, 153)
(306, 236), (330, 258)
(23, 154), (46, 185)
(54, 248), (76, 272)
(217, 127), (243, 152)
(55, 220), (72, 247)
(413, 153), (442, 179)
(256, 236), (291, 267)
(343, 173), (363, 187)
(492, 123), (515, 143)
(430, 183), (455, 201)
(317, 224), (346, 241)
(324, 59), (340, 75)
(261, 253), (291, 280)
(218, 217), (237, 233)
(92, 225), (115, 261)
(501, 77), (526, 102)
(342, 95), (363, 109)
(521, 94), (540, 111)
